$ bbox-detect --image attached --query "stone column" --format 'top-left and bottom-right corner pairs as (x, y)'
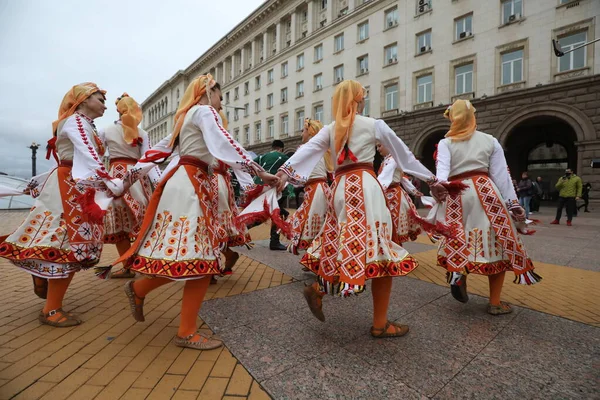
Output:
(290, 10), (297, 46)
(240, 49), (245, 76)
(251, 40), (256, 68)
(326, 1), (333, 25)
(306, 0), (314, 35)
(275, 21), (281, 54)
(348, 0), (355, 11)
(262, 32), (268, 61)
(230, 54), (235, 81)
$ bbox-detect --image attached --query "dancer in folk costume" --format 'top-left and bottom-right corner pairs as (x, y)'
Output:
(276, 80), (448, 337)
(434, 100), (541, 315)
(0, 83), (122, 327)
(288, 118), (334, 255)
(115, 75), (279, 349)
(101, 93), (160, 279)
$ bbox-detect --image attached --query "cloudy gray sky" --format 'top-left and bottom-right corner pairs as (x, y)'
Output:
(0, 0), (264, 178)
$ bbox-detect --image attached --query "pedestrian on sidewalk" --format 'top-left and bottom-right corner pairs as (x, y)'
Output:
(517, 171), (533, 218)
(530, 176), (543, 213)
(434, 100), (541, 315)
(577, 182), (592, 213)
(113, 75), (279, 350)
(254, 140), (291, 250)
(276, 80), (448, 338)
(551, 168), (582, 226)
(0, 83), (121, 327)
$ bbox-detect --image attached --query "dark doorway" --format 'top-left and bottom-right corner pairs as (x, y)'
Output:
(420, 130), (447, 174)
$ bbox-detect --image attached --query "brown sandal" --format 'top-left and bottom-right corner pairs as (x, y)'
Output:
(39, 308), (81, 327)
(303, 284), (325, 322)
(124, 281), (145, 322)
(111, 268), (136, 279)
(370, 321), (409, 338)
(32, 276), (48, 299)
(173, 332), (223, 350)
(487, 301), (513, 316)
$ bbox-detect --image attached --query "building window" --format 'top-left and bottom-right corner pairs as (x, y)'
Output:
(281, 62), (288, 78)
(502, 0), (522, 24)
(455, 63), (473, 94)
(267, 119), (274, 138)
(416, 0), (432, 15)
(244, 81), (250, 95)
(297, 53), (304, 70)
(357, 55), (369, 75)
(417, 74), (433, 103)
(417, 31), (432, 54)
(385, 84), (398, 111)
(314, 104), (324, 121)
(320, 0), (327, 11)
(385, 7), (399, 29)
(314, 73), (323, 91)
(296, 81), (305, 98)
(334, 33), (344, 52)
(362, 87), (370, 116)
(267, 93), (273, 108)
(234, 108), (239, 121)
(267, 69), (274, 84)
(234, 87), (239, 99)
(225, 92), (230, 104)
(255, 98), (261, 113)
(233, 128), (239, 142)
(384, 43), (398, 65)
(255, 76), (261, 89)
(281, 87), (288, 103)
(334, 65), (344, 83)
(357, 21), (369, 42)
(558, 31), (587, 72)
(296, 109), (305, 132)
(455, 14), (473, 41)
(501, 49), (523, 85)
(244, 103), (249, 117)
(314, 44), (324, 62)
(281, 114), (289, 135)
(255, 122), (262, 141)
(244, 125), (250, 143)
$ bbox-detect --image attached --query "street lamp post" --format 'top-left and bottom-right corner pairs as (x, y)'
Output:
(28, 142), (40, 177)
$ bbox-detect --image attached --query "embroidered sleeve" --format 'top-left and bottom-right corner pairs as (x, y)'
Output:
(401, 176), (420, 196)
(489, 138), (518, 204)
(62, 115), (110, 181)
(375, 119), (437, 184)
(435, 139), (451, 182)
(139, 128), (161, 185)
(193, 106), (264, 176)
(279, 125), (330, 185)
(377, 156), (396, 190)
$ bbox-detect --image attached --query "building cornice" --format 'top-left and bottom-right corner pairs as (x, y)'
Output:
(141, 70), (186, 108)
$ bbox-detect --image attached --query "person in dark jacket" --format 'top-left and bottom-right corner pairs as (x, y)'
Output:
(577, 183), (592, 213)
(517, 171), (533, 219)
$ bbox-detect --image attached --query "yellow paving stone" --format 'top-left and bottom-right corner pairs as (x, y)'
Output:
(172, 389), (201, 399)
(93, 371), (141, 400)
(0, 351), (51, 380)
(0, 339), (52, 363)
(167, 348), (201, 375)
(82, 343), (126, 369)
(147, 374), (185, 400)
(117, 387), (152, 400)
(198, 346), (223, 362)
(248, 380), (271, 400)
(210, 348), (237, 378)
(38, 342), (87, 368)
(198, 377), (229, 399)
(0, 365), (53, 399)
(178, 360), (214, 391)
(131, 346), (182, 389)
(225, 363), (253, 397)
(39, 353), (93, 383)
(86, 355), (134, 386)
(125, 345), (163, 373)
(12, 381), (55, 400)
(38, 367), (98, 399)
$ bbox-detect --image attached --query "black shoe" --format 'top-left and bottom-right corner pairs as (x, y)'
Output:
(269, 243), (287, 251)
(585, 210), (590, 213)
(450, 275), (469, 303)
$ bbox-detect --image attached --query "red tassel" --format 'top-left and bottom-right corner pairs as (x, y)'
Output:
(46, 137), (58, 162)
(408, 207), (457, 239)
(79, 188), (106, 223)
(443, 181), (470, 196)
(139, 150), (171, 163)
(271, 208), (292, 240)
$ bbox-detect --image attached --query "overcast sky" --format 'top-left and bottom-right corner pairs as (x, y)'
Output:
(0, 0), (264, 178)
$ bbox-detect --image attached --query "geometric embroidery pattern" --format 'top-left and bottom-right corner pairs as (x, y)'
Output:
(338, 173), (368, 283)
(443, 191), (469, 272)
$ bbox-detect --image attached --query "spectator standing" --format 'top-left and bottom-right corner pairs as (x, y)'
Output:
(577, 183), (592, 213)
(551, 168), (582, 226)
(517, 172), (534, 219)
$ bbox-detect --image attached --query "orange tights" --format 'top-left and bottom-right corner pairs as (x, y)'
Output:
(43, 272), (75, 320)
(371, 276), (393, 330)
(133, 276), (211, 338)
(488, 272), (505, 306)
(115, 239), (132, 269)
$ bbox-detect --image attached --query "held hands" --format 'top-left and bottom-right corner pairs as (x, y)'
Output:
(429, 182), (448, 203)
(275, 171), (289, 193)
(258, 171), (280, 188)
(576, 197), (581, 201)
(510, 205), (526, 222)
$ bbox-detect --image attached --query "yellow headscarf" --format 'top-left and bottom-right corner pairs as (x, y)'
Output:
(52, 82), (106, 135)
(219, 109), (228, 130)
(444, 99), (477, 141)
(332, 80), (364, 164)
(116, 93), (142, 145)
(169, 74), (217, 147)
(304, 118), (334, 172)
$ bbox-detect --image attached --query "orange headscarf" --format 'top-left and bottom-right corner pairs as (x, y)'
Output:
(169, 74), (217, 147)
(52, 82), (106, 135)
(332, 80), (364, 164)
(219, 109), (228, 130)
(304, 118), (334, 172)
(444, 99), (477, 141)
(116, 93), (142, 145)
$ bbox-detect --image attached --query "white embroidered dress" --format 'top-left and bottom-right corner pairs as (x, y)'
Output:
(435, 130), (540, 285)
(121, 105), (264, 280)
(280, 115), (437, 296)
(0, 114), (114, 278)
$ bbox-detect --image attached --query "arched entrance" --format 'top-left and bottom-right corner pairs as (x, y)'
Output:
(420, 130), (446, 174)
(504, 116), (578, 200)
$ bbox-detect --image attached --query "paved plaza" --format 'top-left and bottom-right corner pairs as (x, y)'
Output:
(0, 206), (598, 399)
